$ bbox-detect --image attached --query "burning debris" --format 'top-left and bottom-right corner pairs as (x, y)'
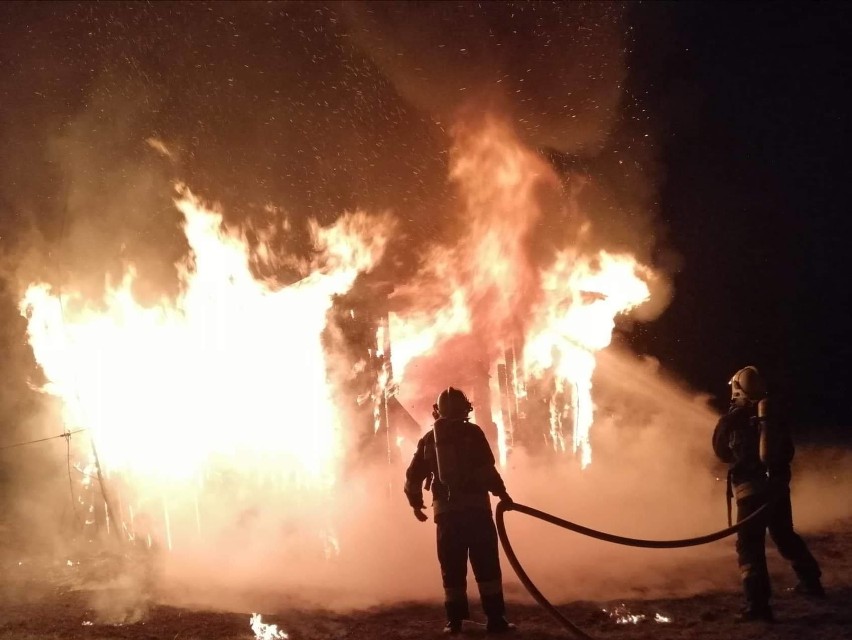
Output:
(601, 603), (672, 625)
(250, 614), (288, 640)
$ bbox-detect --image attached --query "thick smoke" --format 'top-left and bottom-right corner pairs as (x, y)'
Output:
(1, 1), (849, 622)
(104, 347), (852, 614)
(342, 3), (626, 153)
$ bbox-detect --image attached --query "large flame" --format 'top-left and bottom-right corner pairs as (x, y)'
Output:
(21, 187), (391, 544)
(389, 117), (653, 468)
(19, 115), (655, 552)
(523, 250), (652, 466)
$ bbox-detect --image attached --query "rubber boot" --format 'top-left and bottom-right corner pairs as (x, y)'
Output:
(790, 579), (826, 598)
(482, 593), (515, 633)
(738, 571), (773, 623)
(443, 621), (463, 635)
(444, 594), (469, 635)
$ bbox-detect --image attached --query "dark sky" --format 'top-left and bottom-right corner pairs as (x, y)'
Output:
(628, 2), (852, 431)
(1, 2), (850, 437)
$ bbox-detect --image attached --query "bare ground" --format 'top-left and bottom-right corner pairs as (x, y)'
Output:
(1, 518), (850, 640)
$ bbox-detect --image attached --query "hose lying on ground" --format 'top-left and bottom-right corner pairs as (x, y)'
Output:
(494, 500), (771, 639)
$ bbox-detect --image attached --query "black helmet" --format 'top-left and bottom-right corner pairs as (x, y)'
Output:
(435, 387), (473, 419)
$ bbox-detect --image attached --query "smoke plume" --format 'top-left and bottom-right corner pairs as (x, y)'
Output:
(1, 2), (849, 623)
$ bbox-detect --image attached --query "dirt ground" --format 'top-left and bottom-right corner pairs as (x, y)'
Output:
(1, 517), (850, 640)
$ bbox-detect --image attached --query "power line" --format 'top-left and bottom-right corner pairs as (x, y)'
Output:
(0, 426), (88, 529)
(0, 428), (87, 451)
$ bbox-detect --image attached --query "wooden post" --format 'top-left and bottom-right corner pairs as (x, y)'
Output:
(90, 439), (124, 543)
(497, 363), (513, 449)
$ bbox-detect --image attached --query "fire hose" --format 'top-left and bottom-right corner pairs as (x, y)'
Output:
(494, 500), (772, 640)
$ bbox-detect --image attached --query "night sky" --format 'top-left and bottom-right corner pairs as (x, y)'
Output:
(1, 2), (850, 439)
(628, 3), (851, 432)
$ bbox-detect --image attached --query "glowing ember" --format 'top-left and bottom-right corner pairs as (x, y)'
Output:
(602, 603), (644, 625)
(250, 614), (288, 640)
(601, 604), (672, 625)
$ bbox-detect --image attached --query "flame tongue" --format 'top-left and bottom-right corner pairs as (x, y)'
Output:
(21, 187), (391, 488)
(390, 117), (654, 467)
(525, 250), (652, 466)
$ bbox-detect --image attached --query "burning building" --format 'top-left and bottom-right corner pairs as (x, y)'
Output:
(0, 2), (687, 611)
(18, 115), (656, 555)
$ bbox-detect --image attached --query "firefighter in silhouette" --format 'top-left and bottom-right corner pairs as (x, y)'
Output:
(404, 387), (515, 634)
(712, 366), (824, 622)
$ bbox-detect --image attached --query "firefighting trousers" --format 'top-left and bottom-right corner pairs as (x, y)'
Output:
(736, 488), (822, 608)
(436, 509), (505, 622)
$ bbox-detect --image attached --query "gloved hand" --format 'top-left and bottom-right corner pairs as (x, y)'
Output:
(757, 398), (769, 418)
(498, 492), (513, 505)
(413, 507), (429, 522)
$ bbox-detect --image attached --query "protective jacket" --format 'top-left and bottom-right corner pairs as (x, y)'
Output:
(712, 404), (794, 492)
(404, 418), (507, 516)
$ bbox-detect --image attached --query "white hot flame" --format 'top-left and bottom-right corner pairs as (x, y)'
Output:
(250, 614), (288, 640)
(20, 185), (392, 548)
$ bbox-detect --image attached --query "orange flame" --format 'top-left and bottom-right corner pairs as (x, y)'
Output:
(526, 250), (652, 466)
(20, 114), (656, 553)
(388, 116), (654, 468)
(21, 186), (392, 543)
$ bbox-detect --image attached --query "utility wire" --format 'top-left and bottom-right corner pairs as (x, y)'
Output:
(0, 427), (88, 529)
(0, 428), (86, 451)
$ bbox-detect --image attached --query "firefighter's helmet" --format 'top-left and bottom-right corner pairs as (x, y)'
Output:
(435, 387), (473, 419)
(729, 366), (766, 406)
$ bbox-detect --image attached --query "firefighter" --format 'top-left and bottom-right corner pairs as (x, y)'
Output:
(404, 386), (515, 634)
(712, 366), (824, 622)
